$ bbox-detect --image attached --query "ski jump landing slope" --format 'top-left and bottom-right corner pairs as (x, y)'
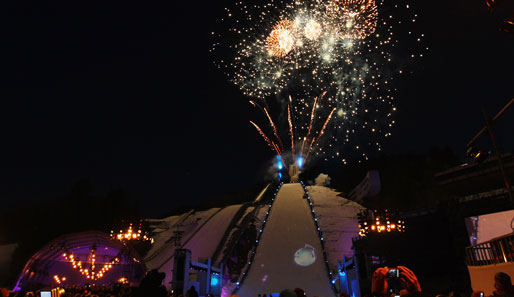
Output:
(238, 183), (335, 297)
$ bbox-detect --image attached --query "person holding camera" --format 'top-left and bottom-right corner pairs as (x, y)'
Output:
(371, 266), (424, 297)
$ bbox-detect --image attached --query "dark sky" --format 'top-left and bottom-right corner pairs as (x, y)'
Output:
(2, 0), (513, 218)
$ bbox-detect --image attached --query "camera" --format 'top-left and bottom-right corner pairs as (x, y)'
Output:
(387, 268), (400, 278)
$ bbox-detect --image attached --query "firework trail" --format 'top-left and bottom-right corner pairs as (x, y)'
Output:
(305, 107), (336, 161)
(316, 107), (336, 144)
(305, 137), (317, 166)
(250, 121), (278, 155)
(253, 98), (337, 167)
(303, 95), (318, 157)
(250, 120), (288, 170)
(288, 104), (295, 160)
(263, 107), (284, 150)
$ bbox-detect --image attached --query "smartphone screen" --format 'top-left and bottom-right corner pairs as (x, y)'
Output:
(40, 291), (52, 297)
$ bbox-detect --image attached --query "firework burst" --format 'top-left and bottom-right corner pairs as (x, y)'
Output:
(212, 0), (427, 163)
(267, 20), (297, 57)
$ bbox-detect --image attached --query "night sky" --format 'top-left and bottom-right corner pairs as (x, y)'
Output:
(2, 0), (513, 218)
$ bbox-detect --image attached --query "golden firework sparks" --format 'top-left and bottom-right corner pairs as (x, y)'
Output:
(214, 0), (427, 162)
(326, 0), (378, 39)
(304, 19), (322, 40)
(266, 20), (296, 57)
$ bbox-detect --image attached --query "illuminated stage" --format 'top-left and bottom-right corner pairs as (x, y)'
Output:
(14, 231), (146, 291)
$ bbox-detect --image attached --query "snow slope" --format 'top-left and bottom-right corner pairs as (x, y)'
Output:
(307, 186), (365, 272)
(145, 206), (243, 288)
(237, 183), (336, 297)
(143, 184), (364, 294)
(183, 205), (243, 261)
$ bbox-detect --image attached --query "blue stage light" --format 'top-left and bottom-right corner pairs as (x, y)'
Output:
(277, 155), (283, 170)
(297, 157), (304, 168)
(210, 275), (219, 287)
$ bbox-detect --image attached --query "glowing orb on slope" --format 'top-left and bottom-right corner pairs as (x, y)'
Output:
(294, 244), (316, 266)
(304, 20), (322, 40)
(267, 20), (296, 57)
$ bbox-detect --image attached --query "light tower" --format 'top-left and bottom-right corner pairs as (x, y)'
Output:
(289, 163), (300, 182)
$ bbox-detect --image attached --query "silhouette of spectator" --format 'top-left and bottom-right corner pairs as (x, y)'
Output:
(474, 272), (514, 297)
(136, 269), (167, 297)
(186, 286), (198, 297)
(493, 272), (514, 297)
(294, 288), (306, 297)
(279, 289), (297, 297)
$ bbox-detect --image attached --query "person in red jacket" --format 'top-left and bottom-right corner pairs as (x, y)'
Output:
(371, 266), (423, 297)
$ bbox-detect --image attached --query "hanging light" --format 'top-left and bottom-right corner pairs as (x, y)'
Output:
(358, 209), (405, 236)
(62, 245), (121, 281)
(110, 220), (152, 243)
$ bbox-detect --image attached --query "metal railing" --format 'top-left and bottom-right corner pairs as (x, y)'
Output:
(466, 233), (514, 266)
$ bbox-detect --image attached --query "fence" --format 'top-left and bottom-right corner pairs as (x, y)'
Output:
(466, 233), (514, 266)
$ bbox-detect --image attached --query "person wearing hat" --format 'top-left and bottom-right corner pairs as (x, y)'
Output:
(280, 289), (297, 297)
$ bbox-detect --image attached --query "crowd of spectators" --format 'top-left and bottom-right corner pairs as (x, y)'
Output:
(2, 284), (136, 297)
(368, 266), (514, 297)
(1, 267), (513, 297)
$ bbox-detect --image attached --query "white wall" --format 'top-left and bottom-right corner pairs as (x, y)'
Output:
(468, 263), (514, 295)
(466, 210), (514, 244)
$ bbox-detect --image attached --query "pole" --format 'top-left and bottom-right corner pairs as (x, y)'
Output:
(206, 258), (211, 295)
(468, 98), (514, 147)
(482, 105), (514, 207)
